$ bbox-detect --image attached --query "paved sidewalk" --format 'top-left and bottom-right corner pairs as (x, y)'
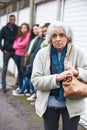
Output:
(0, 71), (44, 130)
(0, 71), (86, 130)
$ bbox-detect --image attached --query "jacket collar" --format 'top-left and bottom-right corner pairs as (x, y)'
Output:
(7, 23), (16, 30)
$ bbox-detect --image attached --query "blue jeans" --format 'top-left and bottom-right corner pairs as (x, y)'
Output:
(20, 77), (29, 93)
(20, 77), (35, 94)
(30, 81), (35, 94)
(43, 107), (80, 130)
(2, 52), (15, 90)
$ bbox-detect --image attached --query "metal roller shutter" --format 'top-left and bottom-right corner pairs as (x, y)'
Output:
(0, 15), (7, 69)
(0, 15), (7, 29)
(63, 0), (87, 128)
(63, 0), (87, 51)
(18, 7), (30, 26)
(36, 1), (57, 26)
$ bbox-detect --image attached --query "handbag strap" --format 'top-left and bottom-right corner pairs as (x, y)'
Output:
(66, 45), (73, 61)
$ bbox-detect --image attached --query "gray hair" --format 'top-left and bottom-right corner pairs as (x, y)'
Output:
(45, 21), (73, 43)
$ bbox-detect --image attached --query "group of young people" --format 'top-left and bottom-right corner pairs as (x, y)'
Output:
(0, 14), (50, 105)
(13, 23), (50, 105)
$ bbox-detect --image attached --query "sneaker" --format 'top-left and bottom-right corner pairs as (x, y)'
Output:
(25, 93), (31, 97)
(12, 90), (24, 96)
(16, 87), (20, 93)
(27, 93), (36, 101)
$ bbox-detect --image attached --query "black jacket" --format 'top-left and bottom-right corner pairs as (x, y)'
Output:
(0, 23), (19, 52)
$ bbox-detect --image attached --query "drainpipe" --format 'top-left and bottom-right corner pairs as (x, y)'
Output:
(60, 0), (65, 21)
(13, 0), (19, 77)
(56, 0), (65, 21)
(16, 0), (19, 25)
(29, 0), (34, 29)
(56, 0), (61, 21)
(6, 6), (8, 23)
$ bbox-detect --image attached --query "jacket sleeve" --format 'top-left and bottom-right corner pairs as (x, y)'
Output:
(31, 50), (60, 91)
(0, 27), (5, 51)
(76, 48), (87, 83)
(13, 33), (30, 49)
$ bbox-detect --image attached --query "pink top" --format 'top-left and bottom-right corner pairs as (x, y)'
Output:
(13, 32), (30, 56)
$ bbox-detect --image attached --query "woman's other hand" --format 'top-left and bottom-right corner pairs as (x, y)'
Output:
(64, 61), (78, 76)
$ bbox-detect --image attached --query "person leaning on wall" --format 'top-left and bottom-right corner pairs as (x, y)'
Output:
(13, 23), (30, 89)
(0, 14), (19, 93)
(31, 21), (87, 130)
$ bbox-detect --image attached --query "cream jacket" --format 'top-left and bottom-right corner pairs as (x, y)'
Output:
(31, 43), (87, 117)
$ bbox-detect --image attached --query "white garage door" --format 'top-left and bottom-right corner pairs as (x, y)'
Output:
(0, 15), (7, 29)
(63, 0), (87, 128)
(63, 0), (87, 51)
(36, 1), (57, 26)
(0, 15), (7, 68)
(18, 7), (30, 26)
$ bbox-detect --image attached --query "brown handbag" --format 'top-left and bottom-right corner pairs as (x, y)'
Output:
(62, 45), (87, 98)
(62, 76), (87, 98)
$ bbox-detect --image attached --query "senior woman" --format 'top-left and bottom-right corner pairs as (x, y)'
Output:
(31, 21), (87, 130)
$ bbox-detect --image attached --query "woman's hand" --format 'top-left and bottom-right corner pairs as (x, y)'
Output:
(56, 69), (73, 82)
(56, 61), (79, 83)
(64, 61), (78, 76)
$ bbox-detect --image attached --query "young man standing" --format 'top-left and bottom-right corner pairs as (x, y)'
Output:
(0, 15), (19, 93)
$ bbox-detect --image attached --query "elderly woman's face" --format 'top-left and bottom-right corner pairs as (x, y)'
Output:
(51, 28), (68, 52)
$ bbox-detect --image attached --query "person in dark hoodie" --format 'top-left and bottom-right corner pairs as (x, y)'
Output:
(0, 14), (19, 93)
